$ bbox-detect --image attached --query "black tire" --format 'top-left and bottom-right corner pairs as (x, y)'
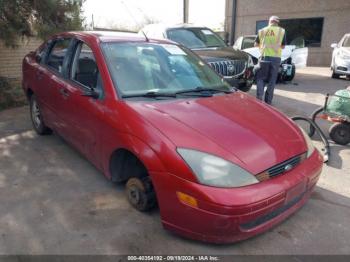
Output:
(126, 177), (156, 211)
(30, 95), (52, 135)
(329, 122), (350, 145)
(238, 82), (252, 92)
(283, 65), (296, 82)
(331, 69), (340, 79)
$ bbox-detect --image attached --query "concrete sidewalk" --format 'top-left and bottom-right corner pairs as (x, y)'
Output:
(0, 67), (349, 254)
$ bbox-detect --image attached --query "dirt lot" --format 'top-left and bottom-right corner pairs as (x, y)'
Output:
(0, 67), (349, 255)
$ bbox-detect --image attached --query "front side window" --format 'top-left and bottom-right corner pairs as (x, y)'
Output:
(46, 38), (71, 73)
(241, 37), (256, 49)
(167, 28), (226, 49)
(71, 42), (101, 91)
(102, 42), (229, 97)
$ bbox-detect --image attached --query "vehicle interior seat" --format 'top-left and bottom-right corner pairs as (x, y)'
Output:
(75, 58), (98, 88)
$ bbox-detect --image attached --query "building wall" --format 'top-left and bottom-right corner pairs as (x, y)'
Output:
(225, 0), (350, 66)
(0, 38), (42, 83)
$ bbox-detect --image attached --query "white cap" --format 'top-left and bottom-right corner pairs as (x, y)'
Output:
(269, 16), (280, 24)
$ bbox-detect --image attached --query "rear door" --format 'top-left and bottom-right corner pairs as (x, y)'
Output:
(31, 40), (56, 125)
(42, 38), (73, 134)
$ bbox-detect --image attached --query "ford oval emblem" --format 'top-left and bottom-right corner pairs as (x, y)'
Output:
(284, 164), (293, 171)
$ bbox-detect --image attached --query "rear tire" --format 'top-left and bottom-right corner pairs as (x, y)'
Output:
(329, 122), (350, 145)
(30, 95), (52, 135)
(126, 177), (156, 211)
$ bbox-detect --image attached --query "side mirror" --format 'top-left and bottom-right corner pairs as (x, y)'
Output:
(35, 53), (42, 63)
(331, 43), (338, 48)
(82, 87), (100, 99)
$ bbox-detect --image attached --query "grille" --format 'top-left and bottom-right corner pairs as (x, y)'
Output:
(240, 190), (305, 230)
(256, 153), (306, 182)
(208, 60), (246, 77)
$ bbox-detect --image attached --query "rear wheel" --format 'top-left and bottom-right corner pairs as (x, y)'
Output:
(329, 122), (350, 145)
(30, 95), (52, 135)
(126, 177), (156, 211)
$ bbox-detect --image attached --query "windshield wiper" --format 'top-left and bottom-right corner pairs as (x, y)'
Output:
(174, 86), (234, 95)
(121, 91), (177, 99)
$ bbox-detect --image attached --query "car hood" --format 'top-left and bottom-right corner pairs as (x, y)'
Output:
(192, 46), (249, 61)
(127, 93), (306, 174)
(244, 45), (296, 62)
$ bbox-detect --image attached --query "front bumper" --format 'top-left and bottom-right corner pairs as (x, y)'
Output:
(334, 57), (350, 75)
(151, 150), (323, 243)
(224, 67), (254, 91)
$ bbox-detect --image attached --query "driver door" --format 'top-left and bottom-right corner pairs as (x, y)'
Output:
(57, 40), (105, 168)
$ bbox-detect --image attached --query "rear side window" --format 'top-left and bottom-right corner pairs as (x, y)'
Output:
(46, 38), (71, 73)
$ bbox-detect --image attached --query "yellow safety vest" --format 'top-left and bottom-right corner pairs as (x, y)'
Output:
(258, 25), (285, 58)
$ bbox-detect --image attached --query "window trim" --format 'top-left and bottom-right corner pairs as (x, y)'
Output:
(67, 39), (105, 99)
(44, 38), (73, 76)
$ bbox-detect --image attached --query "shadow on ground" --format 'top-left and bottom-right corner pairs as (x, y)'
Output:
(0, 101), (350, 254)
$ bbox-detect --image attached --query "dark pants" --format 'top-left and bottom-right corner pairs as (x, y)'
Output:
(256, 56), (281, 104)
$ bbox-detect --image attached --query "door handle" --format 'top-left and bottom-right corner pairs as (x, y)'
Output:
(59, 88), (70, 98)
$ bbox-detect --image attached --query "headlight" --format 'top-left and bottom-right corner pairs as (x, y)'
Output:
(297, 126), (315, 158)
(177, 148), (259, 188)
(339, 50), (350, 60)
(247, 55), (254, 67)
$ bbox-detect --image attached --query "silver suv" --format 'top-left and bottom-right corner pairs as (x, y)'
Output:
(331, 33), (350, 79)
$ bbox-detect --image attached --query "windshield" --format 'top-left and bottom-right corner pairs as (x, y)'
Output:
(101, 42), (230, 98)
(166, 28), (226, 49)
(343, 36), (350, 47)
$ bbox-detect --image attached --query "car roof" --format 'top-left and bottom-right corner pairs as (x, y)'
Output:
(53, 31), (173, 44)
(143, 23), (210, 32)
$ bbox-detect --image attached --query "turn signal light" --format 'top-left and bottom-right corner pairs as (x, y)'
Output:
(256, 171), (270, 182)
(176, 192), (198, 208)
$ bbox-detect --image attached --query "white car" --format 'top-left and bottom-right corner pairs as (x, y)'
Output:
(234, 35), (308, 82)
(331, 33), (350, 79)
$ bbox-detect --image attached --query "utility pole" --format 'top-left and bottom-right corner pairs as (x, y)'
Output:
(183, 0), (189, 23)
(91, 14), (94, 30)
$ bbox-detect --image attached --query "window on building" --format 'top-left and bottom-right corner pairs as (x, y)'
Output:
(256, 17), (324, 47)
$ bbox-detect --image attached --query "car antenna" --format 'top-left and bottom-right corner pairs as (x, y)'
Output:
(120, 0), (149, 42)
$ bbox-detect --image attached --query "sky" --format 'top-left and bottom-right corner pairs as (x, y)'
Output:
(83, 0), (226, 31)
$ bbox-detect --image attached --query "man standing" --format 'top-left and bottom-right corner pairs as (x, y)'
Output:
(255, 16), (286, 104)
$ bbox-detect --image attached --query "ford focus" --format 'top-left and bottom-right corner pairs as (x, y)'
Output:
(22, 31), (323, 243)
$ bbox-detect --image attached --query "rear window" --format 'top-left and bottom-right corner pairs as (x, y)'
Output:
(46, 38), (71, 73)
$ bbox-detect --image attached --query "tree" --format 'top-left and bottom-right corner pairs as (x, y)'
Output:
(0, 0), (84, 47)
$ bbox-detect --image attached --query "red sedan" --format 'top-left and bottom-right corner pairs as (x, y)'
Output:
(22, 31), (323, 243)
